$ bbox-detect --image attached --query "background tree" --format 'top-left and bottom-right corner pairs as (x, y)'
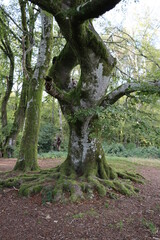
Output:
(14, 6), (53, 171)
(0, 6), (15, 156)
(0, 2), (36, 157)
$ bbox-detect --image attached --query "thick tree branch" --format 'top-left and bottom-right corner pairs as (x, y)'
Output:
(45, 76), (71, 104)
(26, 0), (58, 16)
(71, 0), (122, 23)
(102, 81), (160, 106)
(27, 0), (122, 24)
(48, 43), (78, 90)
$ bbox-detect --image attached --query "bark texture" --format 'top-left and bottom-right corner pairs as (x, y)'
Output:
(0, 37), (14, 129)
(14, 11), (53, 171)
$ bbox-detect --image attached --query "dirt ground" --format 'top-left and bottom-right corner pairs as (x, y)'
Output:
(0, 158), (160, 240)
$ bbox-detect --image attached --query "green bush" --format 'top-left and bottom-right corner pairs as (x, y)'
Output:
(103, 143), (160, 159)
(106, 143), (126, 155)
(38, 123), (57, 153)
(38, 150), (67, 159)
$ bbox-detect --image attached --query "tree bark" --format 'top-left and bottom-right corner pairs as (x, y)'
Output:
(3, 78), (29, 157)
(14, 11), (53, 171)
(1, 41), (14, 129)
(63, 116), (116, 179)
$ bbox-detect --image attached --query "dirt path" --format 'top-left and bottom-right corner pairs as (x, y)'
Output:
(0, 158), (160, 240)
(0, 158), (62, 171)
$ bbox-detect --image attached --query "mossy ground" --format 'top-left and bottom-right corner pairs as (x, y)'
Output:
(0, 159), (144, 203)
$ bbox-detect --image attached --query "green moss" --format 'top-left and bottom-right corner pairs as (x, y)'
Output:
(41, 185), (54, 203)
(103, 179), (115, 189)
(19, 183), (33, 196)
(105, 201), (109, 208)
(72, 212), (85, 219)
(88, 176), (106, 197)
(113, 181), (132, 196)
(87, 27), (116, 75)
(117, 171), (144, 183)
(2, 178), (19, 188)
(21, 176), (39, 181)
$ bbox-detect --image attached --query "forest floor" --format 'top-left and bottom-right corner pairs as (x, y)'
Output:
(0, 157), (160, 240)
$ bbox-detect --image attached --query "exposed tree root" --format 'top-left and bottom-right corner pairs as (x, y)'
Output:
(0, 164), (144, 203)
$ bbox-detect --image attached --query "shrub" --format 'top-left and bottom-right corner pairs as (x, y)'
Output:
(103, 143), (160, 159)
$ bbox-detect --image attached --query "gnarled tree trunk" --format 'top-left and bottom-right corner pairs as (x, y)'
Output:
(0, 0), (150, 200)
(63, 116), (116, 179)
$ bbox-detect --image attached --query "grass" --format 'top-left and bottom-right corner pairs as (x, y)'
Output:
(72, 209), (98, 219)
(107, 156), (160, 171)
(108, 220), (124, 230)
(142, 218), (158, 234)
(105, 201), (109, 208)
(38, 150), (160, 171)
(107, 156), (138, 172)
(73, 212), (85, 219)
(116, 220), (124, 230)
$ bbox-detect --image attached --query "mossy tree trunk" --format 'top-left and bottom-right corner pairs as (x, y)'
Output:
(41, 0), (160, 177)
(42, 0), (117, 178)
(3, 78), (29, 158)
(62, 116), (116, 179)
(14, 11), (53, 171)
(1, 0), (38, 157)
(12, 0), (159, 199)
(0, 29), (14, 157)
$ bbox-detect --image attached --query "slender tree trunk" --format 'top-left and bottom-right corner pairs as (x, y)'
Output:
(14, 11), (53, 171)
(3, 78), (29, 157)
(0, 38), (14, 157)
(1, 51), (14, 129)
(14, 78), (43, 170)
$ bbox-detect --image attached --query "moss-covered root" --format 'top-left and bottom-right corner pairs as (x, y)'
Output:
(87, 176), (139, 197)
(0, 167), (143, 203)
(0, 170), (59, 198)
(52, 178), (85, 202)
(117, 171), (144, 183)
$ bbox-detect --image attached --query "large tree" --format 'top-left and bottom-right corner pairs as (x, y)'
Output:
(1, 0), (160, 201)
(24, 0), (160, 198)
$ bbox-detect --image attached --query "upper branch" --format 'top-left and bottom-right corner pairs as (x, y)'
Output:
(26, 0), (59, 16)
(102, 81), (160, 106)
(70, 0), (122, 23)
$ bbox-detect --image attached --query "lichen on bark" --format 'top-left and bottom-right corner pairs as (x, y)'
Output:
(14, 10), (53, 171)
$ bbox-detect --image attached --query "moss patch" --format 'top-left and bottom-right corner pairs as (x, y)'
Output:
(0, 160), (144, 202)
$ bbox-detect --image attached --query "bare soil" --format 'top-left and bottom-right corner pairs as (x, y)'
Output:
(0, 158), (160, 240)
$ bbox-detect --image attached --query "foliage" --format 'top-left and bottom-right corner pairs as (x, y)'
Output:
(38, 150), (67, 160)
(38, 123), (56, 153)
(101, 97), (160, 148)
(103, 143), (160, 159)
